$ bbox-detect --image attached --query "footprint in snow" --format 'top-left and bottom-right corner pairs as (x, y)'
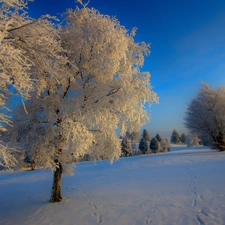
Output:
(97, 214), (102, 223)
(196, 214), (205, 225)
(144, 216), (151, 224)
(92, 212), (102, 223)
(198, 194), (204, 200)
(192, 199), (197, 207)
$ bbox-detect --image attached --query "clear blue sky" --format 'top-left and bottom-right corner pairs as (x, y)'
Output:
(28, 0), (225, 138)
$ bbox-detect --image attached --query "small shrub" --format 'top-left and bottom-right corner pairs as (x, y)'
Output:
(145, 149), (151, 154)
(134, 149), (142, 155)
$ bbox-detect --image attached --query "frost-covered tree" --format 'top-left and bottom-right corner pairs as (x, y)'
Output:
(184, 82), (225, 151)
(171, 130), (180, 144)
(0, 0), (66, 168)
(121, 138), (132, 157)
(139, 138), (148, 153)
(159, 139), (170, 152)
(142, 129), (150, 142)
(155, 133), (162, 142)
(131, 131), (140, 142)
(126, 131), (140, 142)
(180, 133), (186, 144)
(185, 134), (200, 147)
(150, 137), (159, 153)
(6, 2), (158, 202)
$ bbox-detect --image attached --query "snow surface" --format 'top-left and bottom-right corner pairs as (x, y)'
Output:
(0, 145), (225, 225)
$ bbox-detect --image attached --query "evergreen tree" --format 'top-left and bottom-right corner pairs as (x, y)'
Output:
(150, 137), (159, 153)
(180, 133), (186, 144)
(171, 130), (180, 144)
(155, 133), (162, 142)
(139, 138), (148, 153)
(142, 129), (150, 142)
(121, 138), (132, 157)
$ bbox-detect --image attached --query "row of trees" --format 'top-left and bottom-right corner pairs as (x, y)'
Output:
(0, 0), (158, 202)
(121, 129), (170, 157)
(139, 129), (170, 154)
(135, 128), (186, 146)
(171, 130), (186, 144)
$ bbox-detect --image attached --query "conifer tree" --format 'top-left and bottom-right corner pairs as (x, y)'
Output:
(155, 133), (162, 142)
(180, 133), (186, 144)
(121, 138), (132, 157)
(171, 130), (180, 144)
(139, 138), (148, 153)
(150, 137), (159, 153)
(142, 129), (150, 142)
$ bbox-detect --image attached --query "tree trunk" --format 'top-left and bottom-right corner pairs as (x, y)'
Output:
(31, 162), (36, 170)
(217, 131), (225, 151)
(49, 161), (63, 203)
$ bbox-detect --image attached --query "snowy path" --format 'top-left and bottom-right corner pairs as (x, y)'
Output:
(0, 146), (225, 225)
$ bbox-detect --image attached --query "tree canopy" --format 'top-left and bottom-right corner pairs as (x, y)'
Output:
(0, 0), (66, 168)
(184, 82), (225, 150)
(142, 129), (150, 142)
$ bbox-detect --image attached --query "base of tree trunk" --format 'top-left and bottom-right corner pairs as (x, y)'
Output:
(49, 161), (63, 203)
(31, 162), (36, 170)
(49, 196), (62, 203)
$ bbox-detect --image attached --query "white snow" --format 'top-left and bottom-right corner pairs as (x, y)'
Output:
(0, 145), (225, 225)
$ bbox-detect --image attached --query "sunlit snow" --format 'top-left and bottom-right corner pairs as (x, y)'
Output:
(0, 145), (225, 225)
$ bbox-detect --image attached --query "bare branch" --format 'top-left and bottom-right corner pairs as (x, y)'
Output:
(107, 88), (120, 96)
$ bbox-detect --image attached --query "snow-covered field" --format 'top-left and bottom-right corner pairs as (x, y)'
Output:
(0, 145), (225, 225)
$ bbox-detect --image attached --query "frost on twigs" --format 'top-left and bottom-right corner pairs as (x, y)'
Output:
(0, 0), (26, 7)
(0, 0), (67, 168)
(186, 134), (200, 147)
(63, 164), (75, 176)
(130, 27), (137, 37)
(76, 0), (90, 8)
(0, 143), (19, 169)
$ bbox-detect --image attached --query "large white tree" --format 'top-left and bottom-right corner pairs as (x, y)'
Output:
(184, 82), (225, 150)
(3, 1), (158, 202)
(0, 0), (66, 168)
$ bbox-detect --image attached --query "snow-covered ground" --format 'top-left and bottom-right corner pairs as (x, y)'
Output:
(1, 145), (225, 225)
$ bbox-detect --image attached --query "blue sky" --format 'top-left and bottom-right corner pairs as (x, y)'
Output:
(27, 0), (225, 138)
